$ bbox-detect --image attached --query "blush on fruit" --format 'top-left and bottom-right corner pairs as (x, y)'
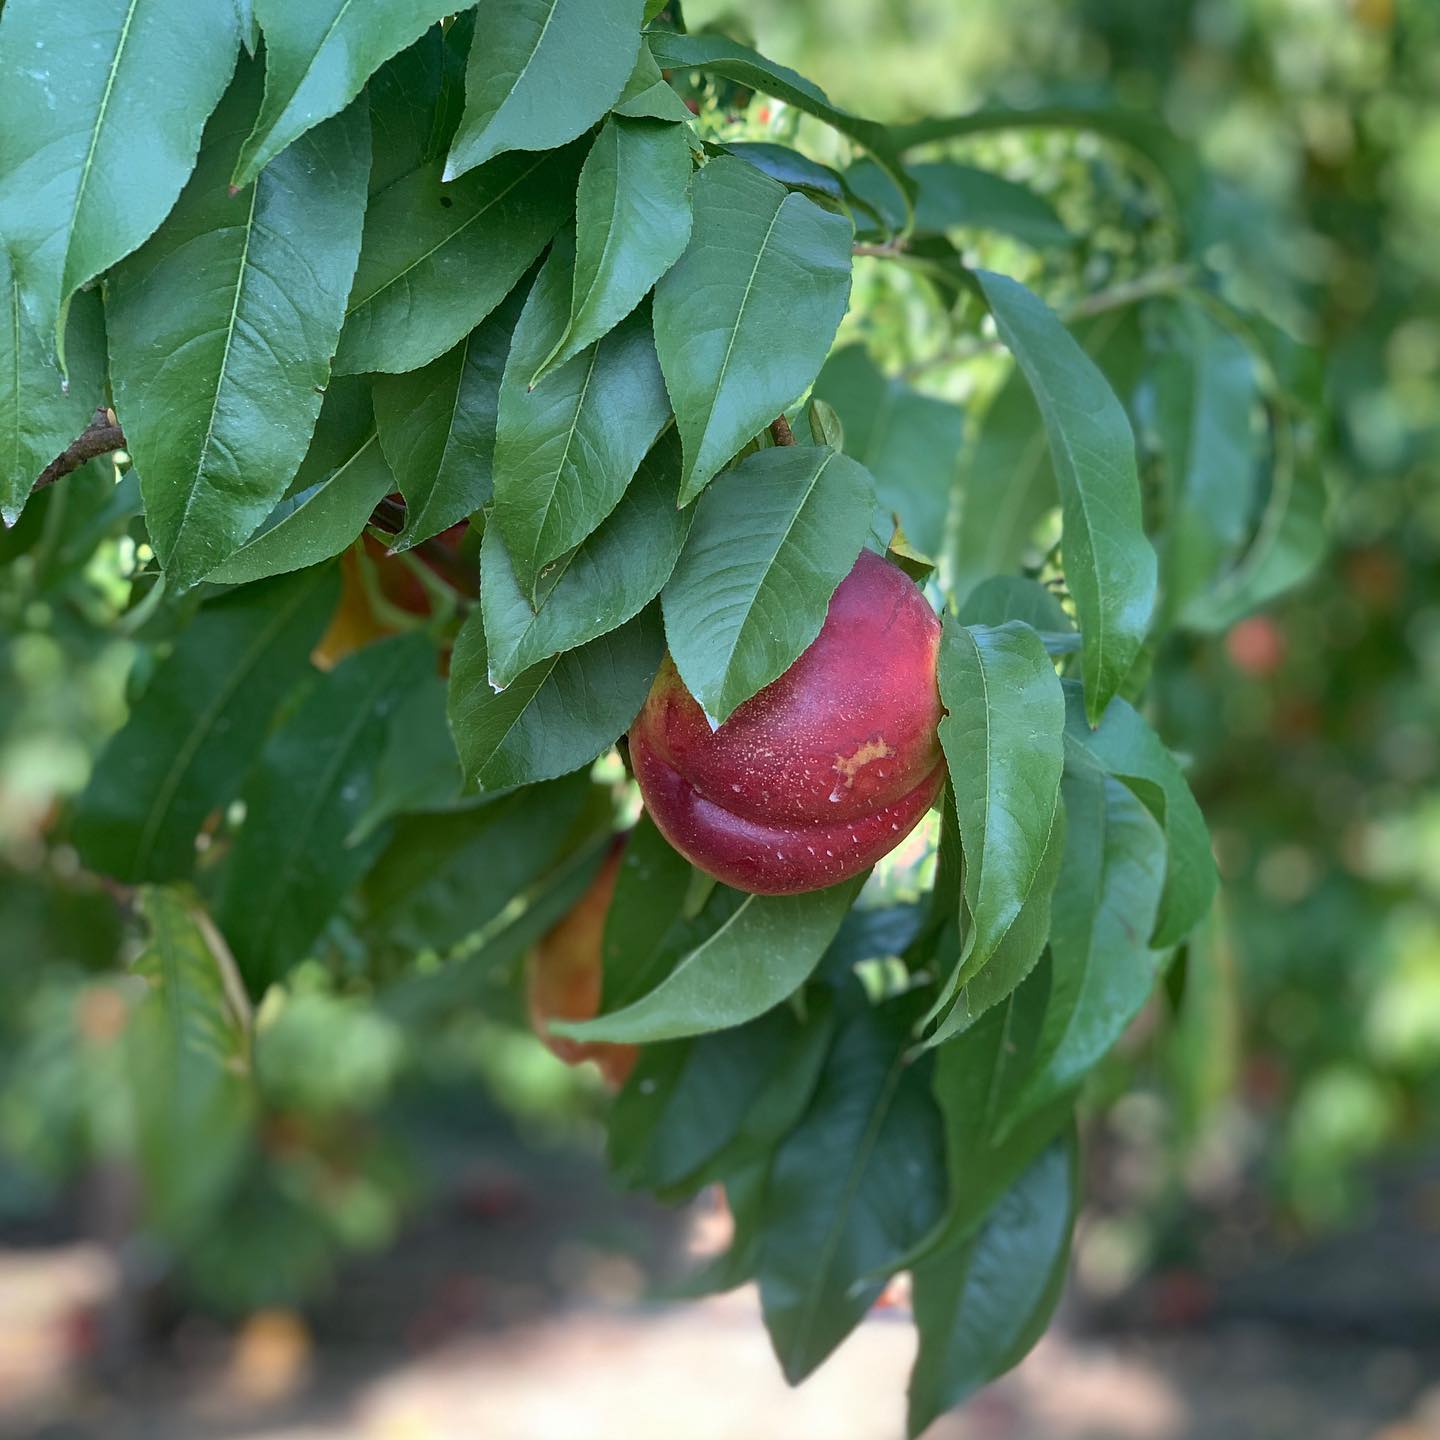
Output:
(630, 549), (945, 895)
(526, 840), (638, 1090)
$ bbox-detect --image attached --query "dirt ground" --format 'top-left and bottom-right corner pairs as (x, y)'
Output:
(2, 1135), (1438, 1440)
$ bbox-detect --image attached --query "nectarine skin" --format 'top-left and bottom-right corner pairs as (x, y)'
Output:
(527, 842), (638, 1090)
(630, 549), (945, 895)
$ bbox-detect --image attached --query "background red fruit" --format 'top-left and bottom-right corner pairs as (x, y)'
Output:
(1224, 615), (1287, 677)
(527, 843), (638, 1091)
(629, 549), (945, 895)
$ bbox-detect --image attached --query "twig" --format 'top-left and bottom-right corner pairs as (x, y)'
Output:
(32, 406), (125, 492)
(31, 413), (478, 598)
(368, 498), (478, 597)
(1063, 263), (1193, 319)
(769, 414), (796, 447)
(901, 263), (1195, 379)
(190, 904), (255, 1048)
(853, 239), (908, 258)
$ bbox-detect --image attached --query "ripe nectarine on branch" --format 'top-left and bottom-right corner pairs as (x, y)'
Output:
(630, 549), (945, 895)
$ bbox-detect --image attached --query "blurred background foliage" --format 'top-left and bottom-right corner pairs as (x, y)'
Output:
(2, 0), (1438, 1335)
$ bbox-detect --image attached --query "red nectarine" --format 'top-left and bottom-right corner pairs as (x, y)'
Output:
(527, 841), (639, 1090)
(630, 549), (945, 895)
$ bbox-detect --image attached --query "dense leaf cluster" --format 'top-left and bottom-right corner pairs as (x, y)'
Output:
(0, 0), (1325, 1427)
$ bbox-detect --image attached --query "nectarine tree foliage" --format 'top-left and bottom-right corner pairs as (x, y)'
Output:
(0, 0), (1324, 1430)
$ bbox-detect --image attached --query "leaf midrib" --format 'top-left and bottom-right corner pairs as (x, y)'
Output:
(62, 0), (141, 300)
(688, 183), (789, 485)
(168, 179), (262, 567)
(517, 340), (602, 590)
(713, 451), (835, 714)
(347, 151), (552, 314)
(455, 0), (562, 166)
(239, 0), (358, 181)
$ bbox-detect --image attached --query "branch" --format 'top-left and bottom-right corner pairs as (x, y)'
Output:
(31, 414), (477, 599)
(902, 263), (1196, 379)
(32, 406), (125, 492)
(769, 414), (796, 447)
(368, 499), (478, 598)
(853, 240), (907, 258)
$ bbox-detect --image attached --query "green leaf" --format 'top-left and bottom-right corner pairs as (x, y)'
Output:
(531, 116), (693, 385)
(671, 1156), (770, 1299)
(888, 104), (1206, 235)
(660, 444), (874, 724)
(653, 156), (853, 504)
(999, 764), (1165, 1132)
(128, 886), (251, 1239)
(349, 669), (461, 843)
(916, 970), (1075, 1263)
(723, 143), (846, 204)
(600, 856), (745, 1019)
(0, 0), (239, 358)
(444, 0), (643, 180)
(206, 441), (394, 586)
(133, 887), (245, 1065)
(599, 810), (697, 1013)
(959, 575), (1074, 636)
(813, 345), (965, 559)
(1153, 302), (1261, 624)
(491, 240), (672, 600)
(335, 145), (578, 376)
(1181, 413), (1327, 632)
(610, 1002), (833, 1193)
(907, 1134), (1076, 1437)
(371, 284), (526, 552)
(232, 0), (456, 189)
(0, 283), (106, 525)
(482, 429), (692, 689)
(218, 634), (433, 988)
(107, 62), (370, 589)
(367, 17), (473, 196)
(847, 159), (1070, 249)
(448, 605), (663, 789)
(71, 565), (340, 883)
(950, 371), (1057, 604)
(1164, 900), (1239, 1139)
(204, 378), (392, 585)
(612, 38), (694, 122)
(363, 775), (591, 951)
(974, 272), (1157, 724)
(1062, 681), (1216, 949)
(5, 458), (141, 586)
(379, 825), (610, 1027)
(235, 0), (259, 53)
(552, 873), (865, 1044)
(929, 618), (1065, 1026)
(646, 32), (912, 218)
(757, 990), (946, 1383)
(942, 795), (1067, 1034)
